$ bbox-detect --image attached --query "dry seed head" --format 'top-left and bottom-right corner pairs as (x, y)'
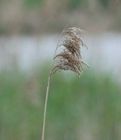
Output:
(41, 27), (87, 140)
(51, 27), (88, 76)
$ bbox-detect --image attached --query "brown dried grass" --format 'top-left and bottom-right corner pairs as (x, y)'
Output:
(41, 27), (88, 140)
(52, 27), (88, 76)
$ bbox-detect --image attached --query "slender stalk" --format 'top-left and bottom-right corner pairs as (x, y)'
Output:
(41, 27), (87, 140)
(41, 73), (51, 140)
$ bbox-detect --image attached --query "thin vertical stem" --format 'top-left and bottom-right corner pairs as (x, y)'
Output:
(41, 73), (51, 140)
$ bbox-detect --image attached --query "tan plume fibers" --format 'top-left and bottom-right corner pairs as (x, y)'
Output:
(41, 27), (88, 140)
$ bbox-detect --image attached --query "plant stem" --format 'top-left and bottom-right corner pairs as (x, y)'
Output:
(41, 73), (51, 140)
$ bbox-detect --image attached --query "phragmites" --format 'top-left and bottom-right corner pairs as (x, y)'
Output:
(51, 27), (88, 76)
(41, 27), (88, 140)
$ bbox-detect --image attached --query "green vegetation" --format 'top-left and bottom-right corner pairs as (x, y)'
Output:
(0, 66), (121, 140)
(68, 0), (86, 10)
(24, 0), (43, 9)
(99, 0), (110, 8)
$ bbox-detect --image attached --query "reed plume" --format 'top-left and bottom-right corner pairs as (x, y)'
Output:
(41, 27), (88, 140)
(52, 27), (88, 75)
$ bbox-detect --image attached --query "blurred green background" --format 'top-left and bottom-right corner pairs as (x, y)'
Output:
(0, 68), (121, 140)
(0, 0), (121, 140)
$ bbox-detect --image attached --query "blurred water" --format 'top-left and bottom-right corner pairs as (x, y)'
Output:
(0, 33), (121, 79)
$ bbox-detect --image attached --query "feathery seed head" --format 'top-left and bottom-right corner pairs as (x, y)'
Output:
(51, 27), (88, 76)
